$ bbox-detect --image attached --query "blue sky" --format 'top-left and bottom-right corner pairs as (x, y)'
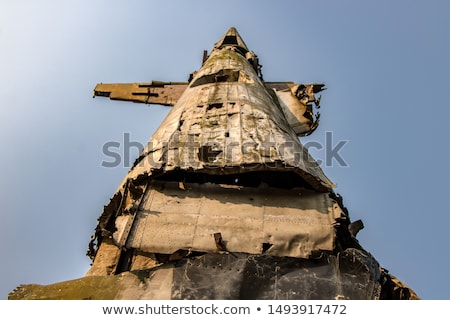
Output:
(1, 0), (449, 299)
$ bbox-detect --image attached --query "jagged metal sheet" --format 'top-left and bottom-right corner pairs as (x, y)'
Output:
(117, 181), (342, 258)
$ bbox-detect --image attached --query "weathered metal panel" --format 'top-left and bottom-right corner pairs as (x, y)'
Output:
(122, 181), (340, 258)
(119, 48), (334, 192)
(168, 249), (381, 299)
(93, 82), (188, 106)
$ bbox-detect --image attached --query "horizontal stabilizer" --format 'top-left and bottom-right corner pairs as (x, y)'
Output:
(93, 81), (188, 106)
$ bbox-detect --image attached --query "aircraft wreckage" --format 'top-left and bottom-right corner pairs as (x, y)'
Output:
(9, 27), (418, 300)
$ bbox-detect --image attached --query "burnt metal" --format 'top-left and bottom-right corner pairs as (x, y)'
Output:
(170, 249), (380, 300)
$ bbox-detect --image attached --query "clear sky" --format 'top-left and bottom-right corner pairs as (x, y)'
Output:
(1, 0), (449, 300)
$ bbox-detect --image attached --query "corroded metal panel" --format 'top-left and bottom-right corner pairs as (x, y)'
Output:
(121, 181), (341, 258)
(169, 250), (381, 300)
(122, 47), (334, 192)
(93, 81), (188, 106)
